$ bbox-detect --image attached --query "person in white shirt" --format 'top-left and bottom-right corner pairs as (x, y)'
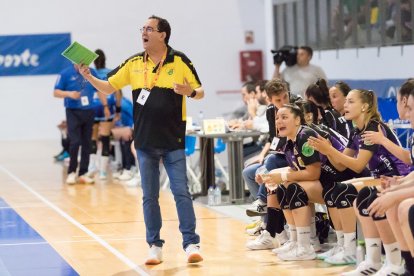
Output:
(273, 46), (327, 98)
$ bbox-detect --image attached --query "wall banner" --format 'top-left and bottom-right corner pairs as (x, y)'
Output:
(0, 33), (71, 77)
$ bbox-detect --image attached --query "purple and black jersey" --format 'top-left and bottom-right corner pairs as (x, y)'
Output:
(347, 120), (411, 176)
(283, 126), (321, 171)
(322, 108), (351, 139)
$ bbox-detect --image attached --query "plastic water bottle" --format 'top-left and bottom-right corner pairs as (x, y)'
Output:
(198, 111), (204, 127)
(207, 186), (215, 206)
(214, 185), (222, 205)
(356, 240), (366, 265)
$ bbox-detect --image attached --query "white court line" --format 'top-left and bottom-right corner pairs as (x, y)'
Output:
(0, 165), (149, 276)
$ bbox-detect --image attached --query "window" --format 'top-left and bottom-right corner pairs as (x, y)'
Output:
(273, 0), (413, 50)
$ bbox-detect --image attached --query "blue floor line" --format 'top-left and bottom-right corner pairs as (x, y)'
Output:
(0, 198), (78, 276)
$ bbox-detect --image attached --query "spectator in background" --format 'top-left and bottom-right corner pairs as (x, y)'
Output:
(331, 0), (369, 44)
(54, 63), (98, 184)
(386, 0), (413, 42)
(273, 46), (327, 98)
(89, 49), (122, 180)
(111, 91), (136, 183)
(227, 81), (255, 123)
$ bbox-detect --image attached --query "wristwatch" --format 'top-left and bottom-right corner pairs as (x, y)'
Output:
(188, 90), (196, 98)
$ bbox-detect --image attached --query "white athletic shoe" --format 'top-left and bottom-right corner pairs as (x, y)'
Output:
(276, 230), (289, 246)
(341, 260), (382, 275)
(66, 172), (77, 185)
(278, 244), (316, 261)
(118, 169), (133, 181)
(317, 244), (344, 260)
(246, 230), (277, 250)
(272, 240), (296, 255)
(185, 244), (203, 263)
(126, 176), (140, 187)
(145, 245), (162, 265)
(374, 263), (405, 276)
(245, 199), (268, 217)
(112, 170), (122, 180)
(311, 236), (322, 252)
(78, 174), (94, 184)
(246, 222), (265, 236)
(325, 250), (356, 265)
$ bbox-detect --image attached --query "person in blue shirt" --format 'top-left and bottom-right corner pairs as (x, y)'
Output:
(111, 92), (136, 183)
(88, 49), (121, 180)
(54, 63), (99, 184)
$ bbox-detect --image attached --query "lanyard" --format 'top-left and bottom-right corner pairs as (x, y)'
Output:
(143, 49), (167, 90)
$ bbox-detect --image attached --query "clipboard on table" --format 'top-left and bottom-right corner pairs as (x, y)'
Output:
(61, 41), (99, 65)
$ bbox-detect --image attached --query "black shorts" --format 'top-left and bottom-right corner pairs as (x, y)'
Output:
(320, 168), (365, 188)
(409, 204), (414, 238)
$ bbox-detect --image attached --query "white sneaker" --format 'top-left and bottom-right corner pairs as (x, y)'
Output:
(278, 245), (316, 261)
(317, 244), (344, 260)
(341, 260), (382, 275)
(66, 172), (76, 185)
(276, 230), (289, 246)
(325, 250), (356, 265)
(245, 199), (267, 217)
(185, 244), (203, 263)
(145, 245), (162, 265)
(246, 222), (265, 236)
(126, 176), (140, 187)
(112, 170), (122, 179)
(78, 174), (94, 184)
(246, 230), (277, 250)
(374, 263), (405, 276)
(245, 219), (261, 230)
(118, 169), (133, 181)
(311, 236), (322, 252)
(272, 240), (296, 255)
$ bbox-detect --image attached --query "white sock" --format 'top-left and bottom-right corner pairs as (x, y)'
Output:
(100, 156), (109, 173)
(288, 224), (297, 242)
(310, 216), (317, 239)
(365, 238), (382, 264)
(336, 230), (344, 247)
(383, 242), (401, 266)
(343, 232), (356, 255)
(89, 154), (97, 170)
(297, 226), (311, 248)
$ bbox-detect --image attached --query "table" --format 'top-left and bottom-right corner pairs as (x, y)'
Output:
(195, 130), (262, 203)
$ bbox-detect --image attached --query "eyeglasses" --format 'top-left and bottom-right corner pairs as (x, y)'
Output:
(140, 26), (160, 33)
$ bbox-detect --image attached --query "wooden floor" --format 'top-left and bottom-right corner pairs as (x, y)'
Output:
(0, 141), (354, 275)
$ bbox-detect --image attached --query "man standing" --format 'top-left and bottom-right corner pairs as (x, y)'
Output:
(78, 15), (204, 265)
(273, 46), (326, 98)
(54, 64), (98, 185)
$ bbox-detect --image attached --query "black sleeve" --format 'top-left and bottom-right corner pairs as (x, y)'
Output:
(360, 120), (380, 152)
(296, 128), (320, 165)
(266, 105), (276, 143)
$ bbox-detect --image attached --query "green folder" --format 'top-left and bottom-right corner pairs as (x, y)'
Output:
(61, 41), (99, 65)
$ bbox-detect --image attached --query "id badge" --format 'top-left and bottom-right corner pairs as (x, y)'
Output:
(81, 96), (89, 106)
(137, 89), (151, 106)
(270, 137), (280, 150)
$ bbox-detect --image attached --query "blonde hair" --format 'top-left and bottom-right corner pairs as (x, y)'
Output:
(351, 89), (382, 126)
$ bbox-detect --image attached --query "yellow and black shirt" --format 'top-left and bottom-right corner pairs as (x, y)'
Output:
(108, 46), (201, 150)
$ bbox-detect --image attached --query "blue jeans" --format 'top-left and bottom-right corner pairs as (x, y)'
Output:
(242, 154), (288, 202)
(136, 148), (200, 249)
